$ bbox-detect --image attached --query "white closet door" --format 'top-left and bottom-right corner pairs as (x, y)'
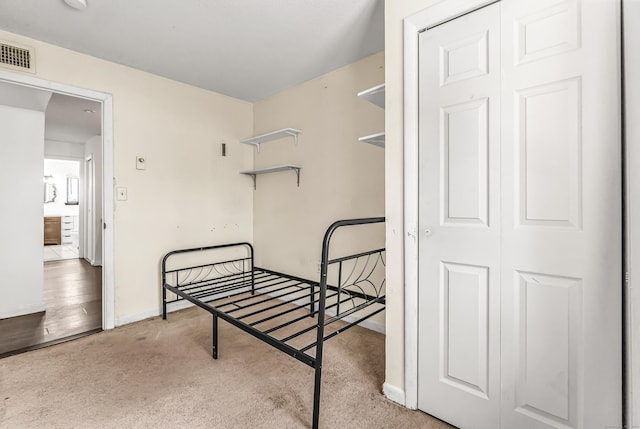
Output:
(499, 0), (621, 427)
(416, 1), (621, 428)
(417, 3), (502, 428)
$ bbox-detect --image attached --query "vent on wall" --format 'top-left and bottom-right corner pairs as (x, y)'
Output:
(0, 41), (35, 73)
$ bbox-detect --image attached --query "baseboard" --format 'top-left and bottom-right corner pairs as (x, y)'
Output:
(115, 290), (250, 327)
(114, 307), (160, 327)
(325, 307), (386, 334)
(115, 301), (197, 326)
(0, 303), (46, 320)
(383, 382), (406, 406)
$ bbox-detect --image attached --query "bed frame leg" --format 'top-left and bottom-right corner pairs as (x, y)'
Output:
(312, 365), (322, 429)
(162, 287), (167, 320)
(309, 285), (315, 318)
(212, 313), (219, 359)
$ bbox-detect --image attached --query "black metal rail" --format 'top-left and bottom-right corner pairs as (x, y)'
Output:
(161, 217), (385, 429)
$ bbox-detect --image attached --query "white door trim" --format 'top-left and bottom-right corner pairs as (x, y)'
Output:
(0, 70), (115, 330)
(85, 155), (95, 265)
(624, 0), (639, 426)
(403, 0), (500, 411)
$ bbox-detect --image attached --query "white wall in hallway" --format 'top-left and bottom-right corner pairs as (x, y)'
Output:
(45, 139), (84, 159)
(84, 135), (102, 266)
(0, 104), (48, 318)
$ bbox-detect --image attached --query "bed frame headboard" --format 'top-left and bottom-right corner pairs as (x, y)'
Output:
(162, 242), (255, 306)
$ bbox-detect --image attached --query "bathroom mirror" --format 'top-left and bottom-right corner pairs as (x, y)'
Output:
(44, 175), (57, 203)
(66, 176), (79, 205)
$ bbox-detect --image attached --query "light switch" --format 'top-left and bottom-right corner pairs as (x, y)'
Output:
(116, 187), (128, 201)
(136, 156), (146, 170)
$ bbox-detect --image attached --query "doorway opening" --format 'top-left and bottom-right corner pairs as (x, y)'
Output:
(0, 71), (114, 357)
(44, 158), (80, 262)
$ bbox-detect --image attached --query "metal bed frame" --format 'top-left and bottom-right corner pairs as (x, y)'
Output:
(161, 217), (385, 429)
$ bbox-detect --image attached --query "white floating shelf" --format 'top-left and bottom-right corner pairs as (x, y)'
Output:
(240, 128), (302, 152)
(357, 84), (385, 109)
(358, 132), (385, 148)
(240, 164), (302, 189)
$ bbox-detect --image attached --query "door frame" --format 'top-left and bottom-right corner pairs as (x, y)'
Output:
(0, 70), (115, 330)
(623, 0), (639, 425)
(403, 0), (632, 424)
(85, 155), (95, 265)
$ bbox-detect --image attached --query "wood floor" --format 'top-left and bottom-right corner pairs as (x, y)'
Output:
(0, 258), (102, 356)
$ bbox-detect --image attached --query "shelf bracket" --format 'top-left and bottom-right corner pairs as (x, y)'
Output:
(286, 131), (299, 146)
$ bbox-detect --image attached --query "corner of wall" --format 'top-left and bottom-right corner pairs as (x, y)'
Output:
(382, 382), (407, 407)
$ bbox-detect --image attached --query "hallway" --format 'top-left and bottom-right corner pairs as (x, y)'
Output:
(0, 258), (102, 357)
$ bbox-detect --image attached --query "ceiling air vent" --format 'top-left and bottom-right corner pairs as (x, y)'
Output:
(0, 41), (36, 73)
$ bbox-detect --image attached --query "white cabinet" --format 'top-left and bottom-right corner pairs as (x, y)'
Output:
(61, 215), (79, 248)
(61, 216), (73, 244)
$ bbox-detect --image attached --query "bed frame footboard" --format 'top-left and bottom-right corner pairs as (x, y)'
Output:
(312, 217), (385, 428)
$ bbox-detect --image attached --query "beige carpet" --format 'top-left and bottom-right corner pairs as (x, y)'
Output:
(0, 307), (452, 429)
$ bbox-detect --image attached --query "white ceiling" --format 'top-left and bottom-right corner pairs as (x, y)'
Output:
(0, 0), (385, 102)
(45, 93), (101, 143)
(0, 81), (52, 111)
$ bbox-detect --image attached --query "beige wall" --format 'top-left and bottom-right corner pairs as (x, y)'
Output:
(384, 0), (442, 396)
(252, 52), (385, 326)
(0, 30), (254, 324)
